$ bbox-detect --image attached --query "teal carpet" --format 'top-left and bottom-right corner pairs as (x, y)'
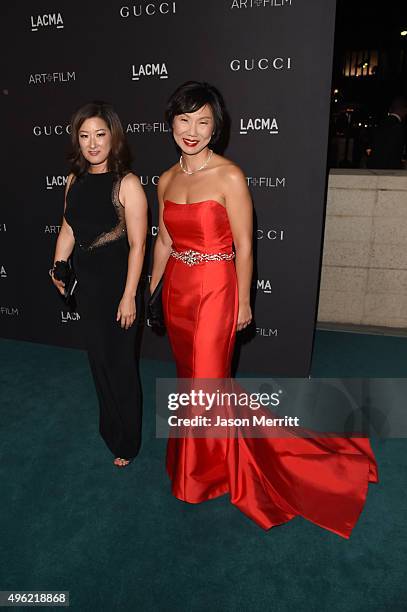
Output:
(0, 332), (406, 611)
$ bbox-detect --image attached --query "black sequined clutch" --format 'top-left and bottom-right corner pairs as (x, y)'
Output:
(148, 277), (164, 328)
(52, 260), (77, 300)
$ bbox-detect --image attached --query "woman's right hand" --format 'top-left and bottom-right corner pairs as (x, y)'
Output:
(49, 269), (65, 295)
(51, 211), (75, 297)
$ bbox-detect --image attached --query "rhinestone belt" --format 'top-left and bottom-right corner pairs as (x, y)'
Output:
(170, 248), (235, 266)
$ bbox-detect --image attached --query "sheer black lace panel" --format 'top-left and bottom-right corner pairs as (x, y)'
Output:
(85, 177), (126, 250)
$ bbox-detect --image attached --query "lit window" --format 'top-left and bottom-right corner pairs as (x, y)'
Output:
(343, 50), (378, 77)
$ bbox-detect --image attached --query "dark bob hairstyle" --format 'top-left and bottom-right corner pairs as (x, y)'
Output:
(165, 81), (226, 145)
(69, 101), (131, 178)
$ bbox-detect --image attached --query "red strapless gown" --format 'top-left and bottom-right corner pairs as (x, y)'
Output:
(162, 199), (378, 538)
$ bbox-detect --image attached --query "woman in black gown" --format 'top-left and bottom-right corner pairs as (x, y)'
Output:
(51, 102), (147, 467)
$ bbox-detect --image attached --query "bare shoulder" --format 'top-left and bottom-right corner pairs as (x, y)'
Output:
(120, 172), (146, 196)
(65, 172), (76, 195)
(121, 171), (141, 188)
(214, 156), (246, 185)
(66, 172), (76, 187)
(119, 172), (146, 207)
(158, 164), (178, 192)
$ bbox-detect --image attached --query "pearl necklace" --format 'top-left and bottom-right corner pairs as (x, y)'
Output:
(179, 149), (213, 175)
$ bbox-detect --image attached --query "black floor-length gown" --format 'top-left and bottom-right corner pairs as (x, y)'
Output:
(64, 171), (142, 459)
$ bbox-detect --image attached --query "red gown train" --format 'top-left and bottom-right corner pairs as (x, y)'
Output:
(162, 199), (378, 538)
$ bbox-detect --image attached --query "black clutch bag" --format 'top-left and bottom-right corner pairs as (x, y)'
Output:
(52, 259), (77, 300)
(148, 277), (164, 328)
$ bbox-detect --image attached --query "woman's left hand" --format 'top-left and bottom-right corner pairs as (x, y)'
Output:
(116, 294), (136, 329)
(237, 303), (252, 332)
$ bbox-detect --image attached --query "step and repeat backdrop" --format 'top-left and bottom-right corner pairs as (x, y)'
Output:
(1, 0), (336, 376)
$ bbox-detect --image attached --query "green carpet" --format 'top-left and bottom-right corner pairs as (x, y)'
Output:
(0, 332), (406, 611)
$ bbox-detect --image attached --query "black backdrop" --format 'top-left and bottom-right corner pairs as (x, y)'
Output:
(1, 0), (336, 376)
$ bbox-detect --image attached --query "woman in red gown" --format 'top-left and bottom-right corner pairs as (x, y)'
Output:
(150, 81), (378, 538)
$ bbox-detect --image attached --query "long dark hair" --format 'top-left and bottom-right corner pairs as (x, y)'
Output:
(69, 101), (131, 178)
